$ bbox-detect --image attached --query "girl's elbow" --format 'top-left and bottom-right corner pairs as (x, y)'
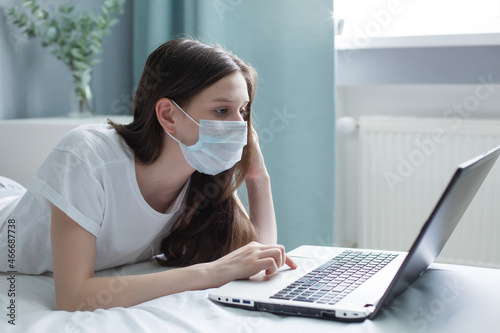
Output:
(56, 293), (94, 312)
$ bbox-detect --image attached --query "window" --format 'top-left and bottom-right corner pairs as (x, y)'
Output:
(335, 0), (500, 48)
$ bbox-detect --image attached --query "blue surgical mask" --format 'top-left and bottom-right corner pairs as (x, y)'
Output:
(165, 100), (248, 175)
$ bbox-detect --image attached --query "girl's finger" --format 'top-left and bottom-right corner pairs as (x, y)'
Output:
(258, 248), (284, 268)
(285, 255), (298, 269)
(263, 258), (279, 276)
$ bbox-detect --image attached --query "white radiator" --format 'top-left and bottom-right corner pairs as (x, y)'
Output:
(358, 116), (500, 268)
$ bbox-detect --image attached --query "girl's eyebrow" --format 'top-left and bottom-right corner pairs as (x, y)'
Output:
(210, 97), (249, 104)
(210, 97), (233, 103)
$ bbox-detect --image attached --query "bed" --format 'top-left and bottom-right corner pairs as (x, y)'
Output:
(2, 255), (500, 333)
(1, 118), (500, 332)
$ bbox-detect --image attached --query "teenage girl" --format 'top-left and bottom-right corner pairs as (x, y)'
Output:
(0, 38), (296, 311)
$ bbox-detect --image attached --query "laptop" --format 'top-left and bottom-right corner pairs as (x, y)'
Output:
(209, 144), (500, 322)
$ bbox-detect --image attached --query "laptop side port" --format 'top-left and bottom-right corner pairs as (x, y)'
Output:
(338, 310), (362, 319)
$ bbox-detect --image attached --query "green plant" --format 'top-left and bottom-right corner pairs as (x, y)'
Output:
(4, 0), (125, 115)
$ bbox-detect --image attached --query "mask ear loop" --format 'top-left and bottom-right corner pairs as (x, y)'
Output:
(170, 100), (200, 127)
(164, 130), (183, 145)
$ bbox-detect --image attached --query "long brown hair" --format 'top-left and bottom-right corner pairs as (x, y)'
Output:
(109, 38), (258, 266)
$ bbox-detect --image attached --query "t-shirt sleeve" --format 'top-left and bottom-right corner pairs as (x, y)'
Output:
(27, 133), (105, 237)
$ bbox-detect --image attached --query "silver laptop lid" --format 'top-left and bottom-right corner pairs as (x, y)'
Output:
(370, 144), (500, 319)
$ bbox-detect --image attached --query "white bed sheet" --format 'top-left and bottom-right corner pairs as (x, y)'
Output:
(1, 258), (499, 333)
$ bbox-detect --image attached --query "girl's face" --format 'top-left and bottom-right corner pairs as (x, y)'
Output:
(174, 71), (250, 146)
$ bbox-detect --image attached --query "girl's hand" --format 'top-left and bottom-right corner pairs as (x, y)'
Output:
(210, 242), (298, 286)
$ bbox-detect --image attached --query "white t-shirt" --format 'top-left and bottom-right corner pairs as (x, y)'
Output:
(0, 124), (189, 274)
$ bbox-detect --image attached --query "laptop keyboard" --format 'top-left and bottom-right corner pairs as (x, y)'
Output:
(270, 250), (398, 305)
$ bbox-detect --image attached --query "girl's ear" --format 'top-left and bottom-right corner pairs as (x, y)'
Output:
(155, 98), (176, 134)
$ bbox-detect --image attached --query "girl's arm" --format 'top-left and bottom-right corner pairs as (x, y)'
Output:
(51, 205), (291, 311)
(245, 128), (278, 244)
(243, 130), (297, 269)
(245, 173), (277, 244)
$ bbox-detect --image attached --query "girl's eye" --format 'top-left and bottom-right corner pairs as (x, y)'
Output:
(240, 109), (249, 117)
(215, 108), (227, 115)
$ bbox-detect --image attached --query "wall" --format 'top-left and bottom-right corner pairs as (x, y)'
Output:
(334, 44), (500, 247)
(0, 0), (134, 119)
